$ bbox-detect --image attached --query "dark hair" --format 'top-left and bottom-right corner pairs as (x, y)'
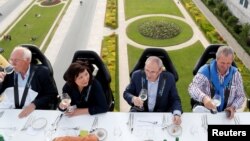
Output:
(63, 60), (93, 88)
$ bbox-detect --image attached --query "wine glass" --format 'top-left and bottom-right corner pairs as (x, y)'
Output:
(113, 126), (122, 141)
(4, 65), (14, 74)
(212, 95), (221, 107)
(60, 93), (71, 110)
(211, 94), (221, 113)
(138, 89), (147, 111)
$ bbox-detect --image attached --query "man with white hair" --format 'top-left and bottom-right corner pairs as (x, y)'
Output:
(0, 46), (58, 118)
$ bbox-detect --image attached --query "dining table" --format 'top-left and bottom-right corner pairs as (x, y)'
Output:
(0, 109), (249, 141)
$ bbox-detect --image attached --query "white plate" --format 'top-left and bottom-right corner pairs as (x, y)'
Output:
(31, 117), (47, 130)
(93, 128), (107, 141)
(167, 124), (182, 137)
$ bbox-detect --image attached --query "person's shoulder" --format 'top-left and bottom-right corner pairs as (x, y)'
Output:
(161, 71), (175, 81)
(131, 69), (143, 77)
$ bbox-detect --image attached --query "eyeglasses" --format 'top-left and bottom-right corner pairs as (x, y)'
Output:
(9, 58), (25, 63)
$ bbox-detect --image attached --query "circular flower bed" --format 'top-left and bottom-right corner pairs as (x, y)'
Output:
(138, 20), (181, 39)
(41, 0), (61, 6)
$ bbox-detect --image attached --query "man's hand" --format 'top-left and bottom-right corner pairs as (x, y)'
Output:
(173, 115), (182, 125)
(225, 107), (235, 119)
(203, 96), (216, 110)
(132, 96), (144, 107)
(18, 103), (36, 118)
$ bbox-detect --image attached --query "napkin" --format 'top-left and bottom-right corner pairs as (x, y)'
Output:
(53, 135), (98, 141)
(0, 87), (38, 109)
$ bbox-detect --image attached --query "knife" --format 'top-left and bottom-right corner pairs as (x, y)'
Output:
(52, 113), (63, 131)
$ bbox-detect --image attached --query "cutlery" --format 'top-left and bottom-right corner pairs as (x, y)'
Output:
(131, 113), (134, 133)
(52, 113), (63, 131)
(201, 115), (208, 131)
(21, 115), (34, 131)
(0, 111), (4, 118)
(0, 127), (16, 130)
(234, 115), (240, 125)
(162, 114), (167, 130)
(138, 120), (158, 125)
(60, 127), (80, 130)
(89, 117), (98, 133)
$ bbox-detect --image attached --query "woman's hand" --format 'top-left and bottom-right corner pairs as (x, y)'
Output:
(59, 102), (69, 110)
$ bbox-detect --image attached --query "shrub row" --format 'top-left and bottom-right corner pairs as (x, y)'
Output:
(105, 0), (118, 29)
(101, 33), (119, 110)
(184, 1), (225, 44)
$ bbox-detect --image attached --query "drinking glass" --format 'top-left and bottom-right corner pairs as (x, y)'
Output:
(212, 95), (221, 107)
(113, 126), (122, 141)
(211, 94), (221, 113)
(60, 93), (71, 109)
(4, 65), (14, 74)
(137, 89), (148, 111)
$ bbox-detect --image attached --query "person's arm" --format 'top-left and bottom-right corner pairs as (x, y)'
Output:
(188, 73), (212, 103)
(188, 73), (215, 110)
(230, 71), (245, 110)
(123, 71), (141, 106)
(32, 67), (58, 109)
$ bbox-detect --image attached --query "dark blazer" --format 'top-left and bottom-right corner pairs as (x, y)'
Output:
(0, 65), (58, 109)
(123, 70), (182, 113)
(62, 79), (108, 115)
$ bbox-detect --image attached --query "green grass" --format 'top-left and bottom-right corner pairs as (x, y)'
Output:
(126, 16), (193, 47)
(0, 4), (64, 59)
(125, 0), (183, 20)
(127, 41), (204, 112)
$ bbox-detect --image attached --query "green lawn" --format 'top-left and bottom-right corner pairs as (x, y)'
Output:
(0, 4), (64, 59)
(125, 0), (183, 20)
(126, 16), (193, 47)
(127, 41), (204, 112)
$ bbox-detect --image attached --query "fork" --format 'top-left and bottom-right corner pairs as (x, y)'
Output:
(60, 127), (80, 130)
(234, 115), (240, 125)
(0, 111), (4, 118)
(138, 120), (158, 125)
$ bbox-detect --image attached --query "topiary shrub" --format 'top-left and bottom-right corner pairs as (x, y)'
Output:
(41, 0), (61, 6)
(138, 20), (181, 39)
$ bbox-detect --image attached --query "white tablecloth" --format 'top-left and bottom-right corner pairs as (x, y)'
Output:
(0, 109), (249, 141)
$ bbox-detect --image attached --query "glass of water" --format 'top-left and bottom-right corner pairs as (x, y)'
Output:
(211, 94), (221, 113)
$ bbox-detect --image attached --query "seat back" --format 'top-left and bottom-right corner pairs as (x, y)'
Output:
(72, 50), (115, 111)
(192, 44), (237, 75)
(20, 44), (57, 109)
(20, 44), (54, 76)
(130, 48), (178, 82)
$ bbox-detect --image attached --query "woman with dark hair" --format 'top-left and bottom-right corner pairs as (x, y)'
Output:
(58, 61), (108, 116)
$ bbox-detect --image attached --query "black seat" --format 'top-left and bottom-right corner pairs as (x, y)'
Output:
(191, 44), (237, 108)
(20, 44), (54, 76)
(20, 44), (58, 109)
(130, 48), (178, 82)
(72, 50), (115, 111)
